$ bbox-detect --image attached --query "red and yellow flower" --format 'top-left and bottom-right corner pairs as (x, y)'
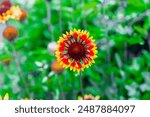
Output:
(0, 0), (22, 23)
(55, 29), (97, 72)
(78, 94), (100, 100)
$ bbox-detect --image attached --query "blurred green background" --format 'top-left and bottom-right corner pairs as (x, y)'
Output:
(0, 0), (150, 100)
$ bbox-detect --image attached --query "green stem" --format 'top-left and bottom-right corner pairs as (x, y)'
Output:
(79, 71), (84, 100)
(58, 75), (65, 100)
(59, 0), (62, 34)
(45, 0), (54, 41)
(10, 41), (30, 98)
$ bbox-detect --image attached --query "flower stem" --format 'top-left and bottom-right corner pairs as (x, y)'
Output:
(10, 41), (30, 98)
(79, 71), (84, 100)
(58, 75), (65, 100)
(82, 0), (86, 29)
(59, 0), (62, 34)
(45, 0), (54, 41)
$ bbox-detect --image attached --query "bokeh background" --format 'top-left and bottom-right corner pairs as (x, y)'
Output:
(0, 0), (150, 100)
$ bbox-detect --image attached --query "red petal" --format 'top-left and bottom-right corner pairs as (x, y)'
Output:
(83, 59), (88, 65)
(88, 51), (94, 56)
(60, 42), (65, 47)
(71, 61), (76, 67)
(59, 47), (65, 52)
(88, 45), (94, 50)
(72, 32), (78, 39)
(85, 39), (91, 44)
(87, 57), (92, 61)
(62, 59), (69, 65)
(67, 35), (70, 40)
(77, 62), (82, 69)
(81, 34), (87, 41)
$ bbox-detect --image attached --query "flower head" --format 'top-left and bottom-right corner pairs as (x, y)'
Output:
(0, 0), (22, 23)
(78, 94), (100, 100)
(55, 29), (97, 72)
(0, 93), (9, 100)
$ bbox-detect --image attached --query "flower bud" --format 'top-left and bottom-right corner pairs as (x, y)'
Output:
(3, 26), (18, 41)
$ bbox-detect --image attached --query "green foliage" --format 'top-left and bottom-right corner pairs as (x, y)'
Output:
(0, 0), (150, 100)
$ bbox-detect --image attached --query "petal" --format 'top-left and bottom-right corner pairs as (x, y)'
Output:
(71, 61), (76, 67)
(80, 34), (87, 41)
(62, 59), (69, 65)
(77, 62), (82, 69)
(72, 32), (78, 39)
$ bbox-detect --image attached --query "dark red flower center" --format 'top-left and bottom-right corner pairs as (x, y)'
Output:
(68, 42), (86, 61)
(0, 1), (12, 15)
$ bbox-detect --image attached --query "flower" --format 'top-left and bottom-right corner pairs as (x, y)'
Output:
(0, 93), (9, 100)
(55, 29), (97, 72)
(78, 94), (100, 100)
(3, 25), (18, 41)
(0, 0), (22, 23)
(48, 41), (57, 55)
(51, 60), (64, 74)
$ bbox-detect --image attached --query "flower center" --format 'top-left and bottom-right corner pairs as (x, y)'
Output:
(68, 42), (86, 61)
(0, 1), (11, 15)
(0, 5), (9, 15)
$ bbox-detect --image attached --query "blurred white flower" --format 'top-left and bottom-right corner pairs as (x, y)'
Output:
(47, 41), (57, 55)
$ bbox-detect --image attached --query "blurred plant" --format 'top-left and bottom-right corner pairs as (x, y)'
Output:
(0, 0), (150, 100)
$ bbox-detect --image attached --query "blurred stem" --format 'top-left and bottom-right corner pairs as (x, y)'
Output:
(58, 75), (65, 100)
(71, 0), (75, 26)
(124, 42), (128, 62)
(59, 0), (62, 34)
(45, 0), (54, 41)
(79, 71), (84, 100)
(82, 0), (86, 29)
(10, 41), (30, 98)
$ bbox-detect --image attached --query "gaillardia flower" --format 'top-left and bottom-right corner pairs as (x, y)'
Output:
(78, 94), (100, 100)
(55, 29), (97, 72)
(0, 0), (22, 23)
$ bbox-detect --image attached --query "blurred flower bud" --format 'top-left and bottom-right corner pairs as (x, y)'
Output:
(19, 9), (27, 21)
(47, 41), (57, 55)
(2, 58), (12, 66)
(3, 26), (18, 41)
(51, 60), (64, 74)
